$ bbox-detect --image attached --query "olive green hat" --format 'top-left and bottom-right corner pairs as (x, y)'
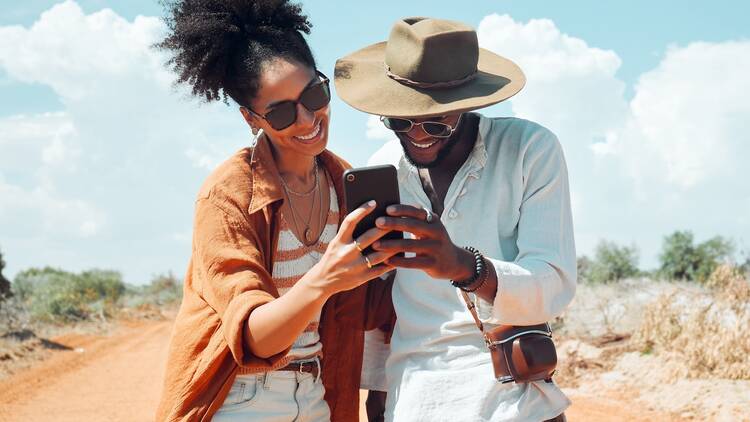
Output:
(334, 17), (525, 118)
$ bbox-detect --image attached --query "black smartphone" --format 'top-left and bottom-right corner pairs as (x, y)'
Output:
(342, 164), (403, 248)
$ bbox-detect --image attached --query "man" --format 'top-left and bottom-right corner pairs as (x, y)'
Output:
(335, 17), (576, 421)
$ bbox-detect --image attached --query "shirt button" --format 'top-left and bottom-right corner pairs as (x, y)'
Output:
(449, 210), (458, 218)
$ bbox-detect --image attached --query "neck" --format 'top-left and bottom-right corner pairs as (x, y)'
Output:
(268, 140), (317, 185)
(431, 113), (478, 175)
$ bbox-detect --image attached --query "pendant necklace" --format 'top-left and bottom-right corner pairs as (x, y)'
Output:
(280, 158), (323, 246)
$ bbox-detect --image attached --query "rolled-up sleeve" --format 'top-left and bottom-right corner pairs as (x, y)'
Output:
(193, 197), (290, 368)
(487, 132), (577, 325)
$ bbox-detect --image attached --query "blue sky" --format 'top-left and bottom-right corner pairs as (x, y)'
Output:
(1, 1), (748, 283)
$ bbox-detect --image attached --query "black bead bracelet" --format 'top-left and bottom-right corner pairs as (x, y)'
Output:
(451, 246), (487, 292)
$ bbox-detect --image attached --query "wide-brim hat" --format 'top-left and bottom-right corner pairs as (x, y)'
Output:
(334, 17), (525, 118)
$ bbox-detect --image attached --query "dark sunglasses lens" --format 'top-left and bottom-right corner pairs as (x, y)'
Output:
(422, 122), (452, 137)
(383, 117), (412, 132)
(265, 102), (297, 130)
(299, 81), (330, 111)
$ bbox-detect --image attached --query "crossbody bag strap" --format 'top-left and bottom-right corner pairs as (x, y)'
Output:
(459, 290), (494, 347)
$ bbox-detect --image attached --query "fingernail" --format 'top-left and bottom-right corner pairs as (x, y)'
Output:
(376, 217), (385, 226)
(386, 205), (396, 213)
(369, 200), (376, 206)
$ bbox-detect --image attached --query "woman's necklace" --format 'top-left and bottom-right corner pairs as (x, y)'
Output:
(280, 159), (319, 197)
(280, 158), (324, 246)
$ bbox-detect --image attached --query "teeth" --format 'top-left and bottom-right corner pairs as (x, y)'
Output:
(410, 140), (437, 149)
(296, 124), (321, 140)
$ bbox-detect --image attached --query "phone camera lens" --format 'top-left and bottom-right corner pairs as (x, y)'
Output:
(346, 174), (355, 182)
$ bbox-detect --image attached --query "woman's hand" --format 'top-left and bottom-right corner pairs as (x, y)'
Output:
(305, 201), (396, 296)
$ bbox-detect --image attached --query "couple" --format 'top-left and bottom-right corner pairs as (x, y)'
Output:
(156, 1), (576, 421)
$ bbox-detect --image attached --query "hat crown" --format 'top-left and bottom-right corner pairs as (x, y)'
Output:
(385, 17), (479, 85)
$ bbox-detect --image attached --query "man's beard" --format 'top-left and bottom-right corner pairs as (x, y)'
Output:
(398, 133), (461, 169)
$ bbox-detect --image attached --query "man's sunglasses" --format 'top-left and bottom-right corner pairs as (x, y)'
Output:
(380, 114), (462, 138)
(246, 70), (330, 131)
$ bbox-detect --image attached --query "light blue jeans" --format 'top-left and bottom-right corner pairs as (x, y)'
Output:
(213, 360), (330, 422)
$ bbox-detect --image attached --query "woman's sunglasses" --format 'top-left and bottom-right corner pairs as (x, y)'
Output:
(380, 114), (462, 138)
(246, 70), (330, 131)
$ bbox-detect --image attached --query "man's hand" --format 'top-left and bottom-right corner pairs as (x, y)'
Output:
(372, 204), (475, 281)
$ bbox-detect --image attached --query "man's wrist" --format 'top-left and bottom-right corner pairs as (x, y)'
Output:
(452, 246), (476, 281)
(450, 246), (486, 291)
(460, 256), (489, 293)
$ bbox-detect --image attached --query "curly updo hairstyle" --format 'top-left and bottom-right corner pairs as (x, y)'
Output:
(157, 0), (316, 107)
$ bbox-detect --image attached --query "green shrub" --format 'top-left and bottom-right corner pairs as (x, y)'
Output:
(576, 255), (592, 281)
(145, 271), (182, 305)
(123, 272), (183, 309)
(580, 240), (640, 284)
(12, 267), (125, 322)
(658, 231), (734, 283)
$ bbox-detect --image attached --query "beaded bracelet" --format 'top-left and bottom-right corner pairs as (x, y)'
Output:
(462, 256), (489, 293)
(450, 246), (487, 292)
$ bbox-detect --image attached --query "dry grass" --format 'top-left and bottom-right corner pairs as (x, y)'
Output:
(632, 265), (750, 381)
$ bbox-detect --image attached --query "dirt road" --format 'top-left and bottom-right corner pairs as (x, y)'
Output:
(0, 319), (683, 422)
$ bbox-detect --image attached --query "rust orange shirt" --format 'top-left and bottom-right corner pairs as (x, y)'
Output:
(156, 135), (393, 421)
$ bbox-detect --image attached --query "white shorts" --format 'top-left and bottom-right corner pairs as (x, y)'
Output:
(213, 363), (330, 422)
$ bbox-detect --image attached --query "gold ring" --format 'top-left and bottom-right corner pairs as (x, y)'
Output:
(363, 255), (373, 269)
(354, 241), (364, 253)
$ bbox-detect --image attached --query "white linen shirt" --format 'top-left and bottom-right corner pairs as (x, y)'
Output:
(365, 115), (577, 422)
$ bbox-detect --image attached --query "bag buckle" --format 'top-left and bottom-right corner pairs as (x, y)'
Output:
(484, 335), (495, 349)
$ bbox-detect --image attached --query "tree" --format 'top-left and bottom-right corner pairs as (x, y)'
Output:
(0, 248), (11, 299)
(582, 240), (640, 284)
(658, 231), (695, 280)
(658, 231), (734, 283)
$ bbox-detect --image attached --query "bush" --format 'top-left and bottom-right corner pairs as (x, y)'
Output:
(145, 271), (183, 305)
(658, 231), (734, 283)
(123, 272), (183, 309)
(580, 240), (640, 284)
(633, 283), (750, 380)
(12, 267), (126, 322)
(0, 295), (30, 335)
(706, 264), (750, 313)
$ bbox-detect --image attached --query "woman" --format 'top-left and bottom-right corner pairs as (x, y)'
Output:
(155, 1), (396, 420)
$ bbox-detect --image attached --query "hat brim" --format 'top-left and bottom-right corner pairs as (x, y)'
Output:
(334, 42), (525, 118)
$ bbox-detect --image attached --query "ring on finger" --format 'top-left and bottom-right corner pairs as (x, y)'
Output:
(363, 255), (373, 269)
(354, 240), (364, 253)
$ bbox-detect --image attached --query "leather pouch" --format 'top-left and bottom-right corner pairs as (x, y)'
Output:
(460, 291), (557, 383)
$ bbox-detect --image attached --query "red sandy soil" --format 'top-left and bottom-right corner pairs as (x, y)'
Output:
(0, 319), (685, 422)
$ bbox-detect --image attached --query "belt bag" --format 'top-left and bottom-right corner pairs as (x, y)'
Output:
(460, 290), (557, 383)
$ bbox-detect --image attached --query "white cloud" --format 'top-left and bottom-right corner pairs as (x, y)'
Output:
(0, 112), (77, 170)
(0, 1), (250, 282)
(0, 1), (170, 100)
(0, 176), (105, 238)
(478, 14), (629, 149)
(625, 41), (750, 189)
